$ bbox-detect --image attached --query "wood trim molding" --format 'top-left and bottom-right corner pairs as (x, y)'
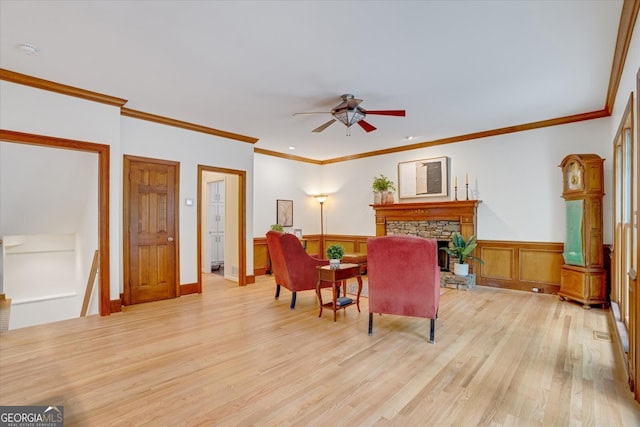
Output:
(0, 68), (127, 107)
(254, 147), (323, 165)
(318, 110), (610, 164)
(121, 107), (258, 144)
(255, 109), (610, 165)
(110, 299), (122, 313)
(371, 200), (480, 238)
(605, 0), (640, 113)
(180, 283), (199, 295)
(0, 129), (112, 316)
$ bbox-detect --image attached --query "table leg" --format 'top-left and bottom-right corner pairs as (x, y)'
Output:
(356, 276), (363, 312)
(332, 283), (338, 322)
(316, 280), (323, 318)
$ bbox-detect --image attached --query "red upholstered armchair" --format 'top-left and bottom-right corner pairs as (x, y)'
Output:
(367, 235), (441, 343)
(266, 231), (331, 309)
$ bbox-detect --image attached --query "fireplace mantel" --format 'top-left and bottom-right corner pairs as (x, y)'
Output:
(371, 200), (481, 238)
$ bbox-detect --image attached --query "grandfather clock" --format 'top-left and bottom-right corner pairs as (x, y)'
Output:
(558, 154), (607, 308)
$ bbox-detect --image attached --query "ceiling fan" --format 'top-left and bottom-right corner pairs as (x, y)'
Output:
(294, 94), (406, 135)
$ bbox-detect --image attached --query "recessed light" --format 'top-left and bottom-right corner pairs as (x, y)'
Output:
(288, 146), (296, 150)
(19, 43), (40, 56)
(404, 136), (414, 141)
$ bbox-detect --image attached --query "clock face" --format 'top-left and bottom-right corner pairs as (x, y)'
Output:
(566, 161), (583, 191)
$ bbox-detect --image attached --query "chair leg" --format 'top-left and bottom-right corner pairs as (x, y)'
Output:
(368, 313), (373, 335)
(429, 318), (435, 344)
(275, 284), (281, 299)
(290, 292), (297, 310)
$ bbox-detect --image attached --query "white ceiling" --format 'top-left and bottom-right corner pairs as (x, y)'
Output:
(0, 1), (624, 161)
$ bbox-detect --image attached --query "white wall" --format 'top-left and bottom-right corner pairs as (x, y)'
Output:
(121, 116), (255, 283)
(320, 118), (612, 242)
(0, 80), (123, 302)
(253, 118), (611, 243)
(0, 82), (115, 329)
(253, 154), (323, 236)
(0, 81), (256, 330)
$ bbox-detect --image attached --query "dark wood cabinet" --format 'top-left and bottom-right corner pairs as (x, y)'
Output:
(559, 154), (607, 308)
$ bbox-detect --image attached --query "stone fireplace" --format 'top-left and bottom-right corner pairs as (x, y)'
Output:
(371, 200), (481, 273)
(386, 220), (459, 271)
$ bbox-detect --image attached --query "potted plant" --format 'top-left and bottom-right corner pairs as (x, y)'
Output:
(326, 244), (345, 269)
(270, 224), (284, 232)
(372, 174), (396, 204)
(440, 232), (484, 276)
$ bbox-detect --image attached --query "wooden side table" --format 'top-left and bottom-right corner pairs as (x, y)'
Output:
(316, 263), (363, 322)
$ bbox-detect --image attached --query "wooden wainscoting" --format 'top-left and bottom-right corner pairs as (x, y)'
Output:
(255, 235), (601, 296)
(254, 237), (270, 276)
(323, 235), (369, 255)
(253, 234), (370, 276)
(476, 240), (564, 294)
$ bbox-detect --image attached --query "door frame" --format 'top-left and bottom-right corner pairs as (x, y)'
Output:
(0, 129), (111, 315)
(123, 155), (180, 305)
(197, 165), (247, 290)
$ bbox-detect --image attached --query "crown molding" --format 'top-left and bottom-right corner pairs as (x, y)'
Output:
(319, 109), (609, 165)
(121, 108), (258, 144)
(0, 68), (127, 106)
(605, 0), (640, 113)
(254, 147), (322, 165)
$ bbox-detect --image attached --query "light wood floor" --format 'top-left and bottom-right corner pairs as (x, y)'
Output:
(1, 274), (639, 426)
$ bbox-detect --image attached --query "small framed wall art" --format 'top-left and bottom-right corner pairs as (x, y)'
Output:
(398, 156), (448, 199)
(276, 199), (293, 227)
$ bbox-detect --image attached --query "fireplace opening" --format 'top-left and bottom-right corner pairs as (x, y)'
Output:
(437, 240), (450, 272)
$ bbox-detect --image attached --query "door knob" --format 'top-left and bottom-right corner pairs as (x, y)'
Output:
(168, 237), (174, 242)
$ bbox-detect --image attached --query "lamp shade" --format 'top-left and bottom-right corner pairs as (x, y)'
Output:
(314, 194), (328, 204)
(332, 106), (365, 127)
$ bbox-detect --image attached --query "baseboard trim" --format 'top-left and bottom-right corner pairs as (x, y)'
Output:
(180, 283), (199, 295)
(110, 298), (122, 313)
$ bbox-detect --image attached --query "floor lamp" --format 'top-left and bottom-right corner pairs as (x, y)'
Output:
(314, 194), (328, 257)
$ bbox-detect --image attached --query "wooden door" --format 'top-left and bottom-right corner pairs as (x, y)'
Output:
(124, 156), (179, 305)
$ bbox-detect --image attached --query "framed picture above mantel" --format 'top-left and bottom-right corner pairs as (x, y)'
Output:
(398, 156), (448, 199)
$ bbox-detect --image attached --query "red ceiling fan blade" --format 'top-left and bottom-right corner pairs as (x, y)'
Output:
(357, 120), (377, 133)
(364, 110), (406, 117)
(312, 119), (336, 133)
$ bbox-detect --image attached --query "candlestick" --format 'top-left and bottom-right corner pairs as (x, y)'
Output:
(454, 185), (458, 201)
(465, 183), (469, 200)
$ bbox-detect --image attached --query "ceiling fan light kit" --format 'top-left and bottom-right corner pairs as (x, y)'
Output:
(297, 93), (405, 135)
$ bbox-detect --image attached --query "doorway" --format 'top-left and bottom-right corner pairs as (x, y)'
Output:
(0, 130), (111, 321)
(198, 165), (246, 289)
(208, 179), (225, 275)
